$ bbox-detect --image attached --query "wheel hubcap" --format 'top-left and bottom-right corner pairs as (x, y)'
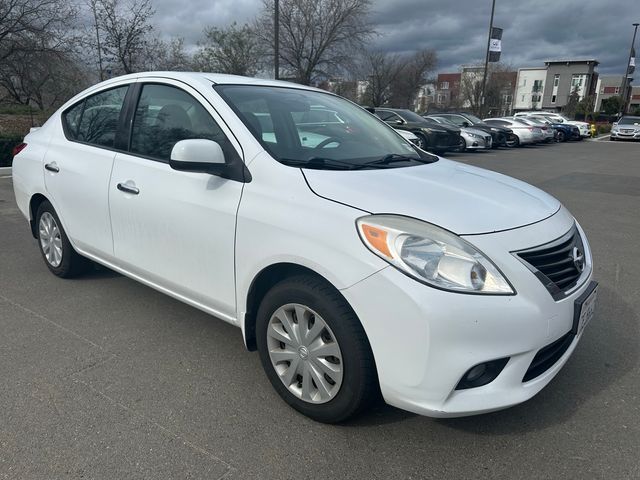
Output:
(39, 212), (63, 267)
(266, 303), (343, 404)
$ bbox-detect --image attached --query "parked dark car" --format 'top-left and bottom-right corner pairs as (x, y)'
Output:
(374, 108), (462, 154)
(549, 122), (580, 142)
(424, 112), (514, 148)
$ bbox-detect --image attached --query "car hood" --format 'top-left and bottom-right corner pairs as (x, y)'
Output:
(404, 121), (457, 134)
(303, 158), (561, 235)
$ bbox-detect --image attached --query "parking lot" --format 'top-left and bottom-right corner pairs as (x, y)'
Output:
(1, 139), (639, 479)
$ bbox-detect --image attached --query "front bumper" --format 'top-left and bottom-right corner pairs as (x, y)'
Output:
(611, 130), (640, 140)
(342, 207), (594, 417)
(463, 134), (492, 150)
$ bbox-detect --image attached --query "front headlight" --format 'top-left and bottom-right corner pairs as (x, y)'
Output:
(468, 133), (482, 139)
(490, 127), (500, 132)
(356, 215), (514, 294)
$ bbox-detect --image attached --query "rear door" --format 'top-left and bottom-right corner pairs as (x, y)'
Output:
(108, 80), (245, 319)
(44, 82), (132, 257)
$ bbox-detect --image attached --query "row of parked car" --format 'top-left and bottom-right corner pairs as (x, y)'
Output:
(370, 108), (592, 154)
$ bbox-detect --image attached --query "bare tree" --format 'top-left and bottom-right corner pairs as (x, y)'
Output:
(0, 0), (77, 62)
(93, 0), (155, 75)
(193, 22), (263, 76)
(360, 51), (402, 106)
(257, 0), (374, 85)
(389, 49), (437, 108)
(0, 0), (82, 110)
(144, 37), (191, 71)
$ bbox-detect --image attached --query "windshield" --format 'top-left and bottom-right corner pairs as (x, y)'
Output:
(215, 85), (437, 170)
(619, 116), (640, 125)
(395, 109), (428, 123)
(463, 113), (483, 123)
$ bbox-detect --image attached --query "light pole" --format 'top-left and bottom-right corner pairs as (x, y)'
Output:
(620, 22), (639, 114)
(479, 0), (496, 118)
(274, 0), (280, 80)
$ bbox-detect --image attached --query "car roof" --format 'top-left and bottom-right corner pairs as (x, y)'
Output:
(87, 71), (323, 93)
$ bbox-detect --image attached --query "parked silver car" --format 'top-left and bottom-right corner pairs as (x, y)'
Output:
(516, 117), (556, 143)
(610, 116), (640, 141)
(427, 115), (493, 151)
(483, 118), (544, 146)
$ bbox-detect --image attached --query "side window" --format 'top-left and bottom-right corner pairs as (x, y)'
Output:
(63, 102), (84, 139)
(448, 115), (466, 127)
(376, 111), (396, 122)
(75, 86), (128, 148)
(130, 84), (236, 161)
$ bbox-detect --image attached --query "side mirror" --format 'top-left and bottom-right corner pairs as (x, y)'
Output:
(461, 121), (470, 127)
(169, 139), (250, 182)
(392, 119), (405, 125)
(170, 139), (225, 167)
(612, 122), (618, 127)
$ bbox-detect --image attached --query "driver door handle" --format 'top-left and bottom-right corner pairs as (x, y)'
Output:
(44, 162), (59, 173)
(117, 183), (140, 195)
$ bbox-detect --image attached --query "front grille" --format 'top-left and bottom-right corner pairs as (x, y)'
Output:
(435, 133), (460, 147)
(515, 225), (586, 300)
(523, 331), (574, 382)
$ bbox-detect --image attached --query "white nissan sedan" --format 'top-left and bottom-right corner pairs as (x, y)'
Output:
(12, 72), (597, 423)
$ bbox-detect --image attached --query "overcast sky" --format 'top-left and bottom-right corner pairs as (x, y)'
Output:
(150, 0), (639, 79)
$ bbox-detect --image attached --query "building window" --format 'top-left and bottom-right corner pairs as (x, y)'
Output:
(521, 94), (525, 102)
(440, 81), (449, 90)
(437, 94), (445, 104)
(551, 94), (557, 103)
(523, 79), (527, 86)
(553, 74), (560, 87)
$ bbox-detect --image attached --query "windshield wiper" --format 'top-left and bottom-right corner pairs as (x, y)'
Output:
(361, 154), (428, 167)
(280, 157), (362, 170)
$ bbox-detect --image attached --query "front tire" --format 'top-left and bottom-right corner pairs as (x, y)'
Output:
(36, 201), (92, 278)
(557, 131), (566, 142)
(414, 132), (428, 151)
(256, 274), (378, 423)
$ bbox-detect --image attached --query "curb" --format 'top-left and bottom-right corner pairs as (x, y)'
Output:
(0, 166), (12, 177)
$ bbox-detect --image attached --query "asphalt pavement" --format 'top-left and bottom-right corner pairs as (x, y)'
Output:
(1, 139), (639, 479)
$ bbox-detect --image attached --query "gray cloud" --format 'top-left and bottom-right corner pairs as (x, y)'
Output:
(150, 0), (640, 79)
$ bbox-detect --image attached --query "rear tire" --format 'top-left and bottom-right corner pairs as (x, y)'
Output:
(35, 201), (93, 278)
(506, 134), (520, 148)
(256, 274), (378, 423)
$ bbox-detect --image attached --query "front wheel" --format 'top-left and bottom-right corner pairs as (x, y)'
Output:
(557, 131), (566, 142)
(256, 274), (378, 423)
(36, 201), (92, 277)
(413, 132), (428, 150)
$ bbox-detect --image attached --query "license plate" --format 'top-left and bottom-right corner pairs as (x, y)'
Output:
(572, 281), (598, 336)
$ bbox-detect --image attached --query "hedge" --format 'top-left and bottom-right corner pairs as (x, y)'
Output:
(0, 135), (24, 167)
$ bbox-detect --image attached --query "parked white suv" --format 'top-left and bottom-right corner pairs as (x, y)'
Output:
(12, 72), (597, 423)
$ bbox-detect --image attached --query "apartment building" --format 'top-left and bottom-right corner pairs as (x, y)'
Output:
(514, 67), (547, 111)
(541, 59), (599, 110)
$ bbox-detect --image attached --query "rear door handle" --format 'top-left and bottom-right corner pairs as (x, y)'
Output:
(44, 163), (59, 173)
(117, 183), (140, 195)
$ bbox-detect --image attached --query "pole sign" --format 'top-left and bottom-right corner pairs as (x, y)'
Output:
(488, 27), (503, 62)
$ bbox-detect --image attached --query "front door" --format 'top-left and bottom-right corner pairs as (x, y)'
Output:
(108, 81), (244, 320)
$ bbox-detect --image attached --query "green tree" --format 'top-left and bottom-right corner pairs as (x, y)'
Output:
(601, 96), (624, 115)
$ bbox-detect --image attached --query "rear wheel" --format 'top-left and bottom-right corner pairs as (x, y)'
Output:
(36, 201), (92, 278)
(256, 274), (378, 423)
(505, 134), (520, 148)
(557, 131), (566, 142)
